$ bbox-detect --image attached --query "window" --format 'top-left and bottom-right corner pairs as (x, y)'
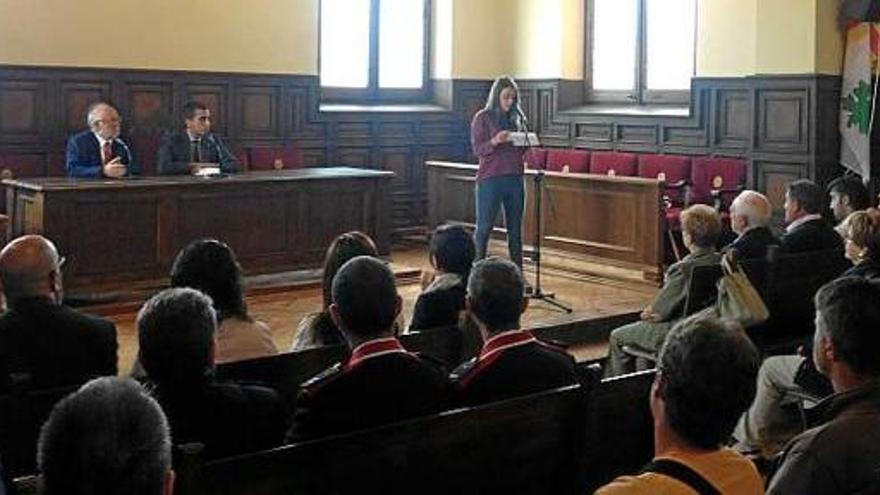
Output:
(320, 0), (430, 102)
(587, 0), (696, 104)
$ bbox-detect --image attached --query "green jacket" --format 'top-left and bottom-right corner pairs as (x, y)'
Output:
(651, 247), (721, 321)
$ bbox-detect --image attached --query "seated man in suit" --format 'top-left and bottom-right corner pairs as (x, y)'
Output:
(38, 377), (174, 495)
(287, 256), (450, 442)
(138, 287), (286, 458)
(606, 204), (722, 377)
(597, 317), (762, 495)
(725, 190), (778, 260)
(827, 174), (871, 223)
(65, 102), (138, 178)
(0, 235), (117, 389)
(767, 277), (880, 494)
(451, 257), (577, 406)
(781, 179), (844, 254)
(157, 100), (239, 175)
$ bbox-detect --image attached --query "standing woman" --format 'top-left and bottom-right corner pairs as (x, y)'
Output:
(471, 75), (527, 270)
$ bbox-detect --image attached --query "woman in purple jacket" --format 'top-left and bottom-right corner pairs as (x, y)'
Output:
(470, 75), (527, 269)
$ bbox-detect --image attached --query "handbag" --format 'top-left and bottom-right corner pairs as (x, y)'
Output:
(715, 251), (769, 327)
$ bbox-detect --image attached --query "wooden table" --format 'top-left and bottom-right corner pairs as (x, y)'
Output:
(4, 167), (392, 293)
(426, 161), (663, 283)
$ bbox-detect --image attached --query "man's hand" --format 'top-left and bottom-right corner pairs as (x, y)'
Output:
(102, 157), (127, 179)
(187, 162), (203, 175)
(491, 130), (510, 146)
(640, 306), (661, 322)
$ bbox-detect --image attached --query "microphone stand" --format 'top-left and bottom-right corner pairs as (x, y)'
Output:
(518, 111), (572, 314)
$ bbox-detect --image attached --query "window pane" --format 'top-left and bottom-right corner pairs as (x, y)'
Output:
(592, 0), (637, 91)
(379, 0), (425, 88)
(320, 0), (370, 88)
(646, 0), (696, 90)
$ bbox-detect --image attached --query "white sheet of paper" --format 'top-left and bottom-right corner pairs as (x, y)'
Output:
(509, 132), (540, 147)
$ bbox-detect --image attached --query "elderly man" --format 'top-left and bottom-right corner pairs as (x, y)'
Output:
(597, 317), (763, 494)
(37, 377), (174, 495)
(724, 190), (779, 260)
(0, 235), (117, 389)
(781, 179), (843, 254)
(65, 102), (138, 178)
(156, 100), (239, 175)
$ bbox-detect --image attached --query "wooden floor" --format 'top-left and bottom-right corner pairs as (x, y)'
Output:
(94, 240), (657, 374)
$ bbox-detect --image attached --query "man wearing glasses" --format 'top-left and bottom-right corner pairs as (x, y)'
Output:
(65, 102), (139, 178)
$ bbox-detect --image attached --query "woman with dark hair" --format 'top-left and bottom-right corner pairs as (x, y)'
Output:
(170, 239), (278, 363)
(409, 224), (476, 331)
(837, 208), (880, 278)
(290, 231), (384, 351)
(470, 75), (527, 270)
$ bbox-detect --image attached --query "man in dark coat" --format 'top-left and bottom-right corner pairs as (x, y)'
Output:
(156, 100), (239, 175)
(724, 190), (778, 260)
(781, 179), (844, 254)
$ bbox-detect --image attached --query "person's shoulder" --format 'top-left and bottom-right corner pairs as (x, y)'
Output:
(211, 378), (280, 407)
(471, 108), (492, 124)
(595, 473), (687, 495)
(57, 305), (116, 333)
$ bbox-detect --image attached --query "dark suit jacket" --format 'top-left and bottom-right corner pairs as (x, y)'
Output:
(409, 274), (467, 331)
(0, 297), (117, 389)
(724, 226), (779, 260)
(287, 352), (450, 442)
(841, 259), (880, 279)
(451, 337), (578, 407)
(65, 130), (139, 178)
(781, 218), (844, 254)
(147, 377), (286, 459)
(156, 131), (239, 175)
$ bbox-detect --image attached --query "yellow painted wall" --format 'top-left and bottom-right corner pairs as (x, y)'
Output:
(814, 0), (844, 75)
(0, 0), (318, 74)
(449, 0), (517, 78)
(756, 0), (817, 74)
(513, 0), (583, 79)
(696, 0), (757, 77)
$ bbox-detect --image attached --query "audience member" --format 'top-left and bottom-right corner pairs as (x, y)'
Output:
(65, 102), (138, 178)
(37, 377), (174, 495)
(138, 287), (285, 458)
(780, 179), (843, 254)
(0, 235), (117, 389)
(827, 175), (871, 223)
(287, 256), (450, 442)
(767, 277), (880, 494)
(605, 205), (722, 377)
(451, 257), (577, 406)
(597, 317), (762, 494)
(409, 224), (475, 331)
(724, 190), (778, 260)
(156, 100), (239, 175)
(171, 239), (278, 363)
(290, 231), (380, 351)
(836, 208), (880, 279)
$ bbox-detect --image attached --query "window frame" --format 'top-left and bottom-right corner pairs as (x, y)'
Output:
(318, 0), (433, 103)
(584, 0), (696, 105)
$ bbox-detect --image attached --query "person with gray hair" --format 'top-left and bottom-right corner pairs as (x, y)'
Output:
(37, 377), (174, 495)
(65, 102), (138, 178)
(0, 235), (116, 389)
(597, 317), (763, 494)
(137, 287), (285, 458)
(450, 257), (577, 406)
(724, 190), (779, 260)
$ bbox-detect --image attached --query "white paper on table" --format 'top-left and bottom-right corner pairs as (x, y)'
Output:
(509, 132), (540, 147)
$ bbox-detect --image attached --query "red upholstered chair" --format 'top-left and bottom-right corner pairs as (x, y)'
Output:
(248, 145), (303, 171)
(524, 148), (547, 170)
(589, 151), (637, 177)
(638, 154), (693, 261)
(690, 157), (747, 211)
(545, 148), (590, 173)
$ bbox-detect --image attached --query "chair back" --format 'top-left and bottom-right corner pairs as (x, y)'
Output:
(637, 154), (692, 205)
(690, 157), (746, 206)
(524, 147), (547, 170)
(589, 151), (637, 177)
(546, 149), (590, 173)
(248, 145), (303, 171)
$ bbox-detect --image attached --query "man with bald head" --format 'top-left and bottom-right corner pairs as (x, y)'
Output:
(724, 190), (779, 260)
(0, 235), (116, 389)
(66, 102), (139, 178)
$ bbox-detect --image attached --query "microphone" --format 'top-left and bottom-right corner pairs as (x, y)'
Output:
(512, 103), (529, 130)
(114, 138), (133, 165)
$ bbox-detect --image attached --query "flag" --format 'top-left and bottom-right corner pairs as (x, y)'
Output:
(839, 22), (879, 181)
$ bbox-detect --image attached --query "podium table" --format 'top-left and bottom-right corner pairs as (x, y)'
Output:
(4, 167), (392, 293)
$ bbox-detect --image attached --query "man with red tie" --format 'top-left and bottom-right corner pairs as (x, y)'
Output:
(65, 102), (138, 178)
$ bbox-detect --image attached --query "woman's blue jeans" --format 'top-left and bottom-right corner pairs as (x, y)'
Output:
(474, 174), (524, 268)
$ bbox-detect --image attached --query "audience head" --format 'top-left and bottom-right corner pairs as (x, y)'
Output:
(679, 204), (721, 250)
(729, 190), (772, 235)
(86, 102), (121, 141)
(836, 208), (880, 265)
(0, 235), (64, 306)
(653, 317), (760, 450)
(171, 239), (248, 321)
(137, 287), (217, 385)
(429, 224), (476, 279)
(485, 75), (520, 122)
(813, 277), (880, 388)
(828, 175), (871, 222)
(330, 255), (400, 344)
(38, 377), (173, 495)
(466, 257), (527, 336)
(321, 231), (378, 310)
(785, 179), (826, 223)
(182, 100), (211, 137)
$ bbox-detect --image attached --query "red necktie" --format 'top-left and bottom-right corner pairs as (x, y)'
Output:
(102, 141), (113, 164)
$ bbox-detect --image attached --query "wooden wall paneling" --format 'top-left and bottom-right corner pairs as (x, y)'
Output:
(754, 158), (810, 212)
(335, 146), (372, 169)
(124, 81), (174, 132)
(616, 124), (658, 147)
(756, 88), (809, 154)
(713, 88), (750, 151)
(237, 84), (283, 139)
(0, 79), (48, 144)
(60, 79), (113, 134)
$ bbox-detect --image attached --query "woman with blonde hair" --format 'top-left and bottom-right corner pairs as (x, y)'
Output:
(837, 208), (880, 278)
